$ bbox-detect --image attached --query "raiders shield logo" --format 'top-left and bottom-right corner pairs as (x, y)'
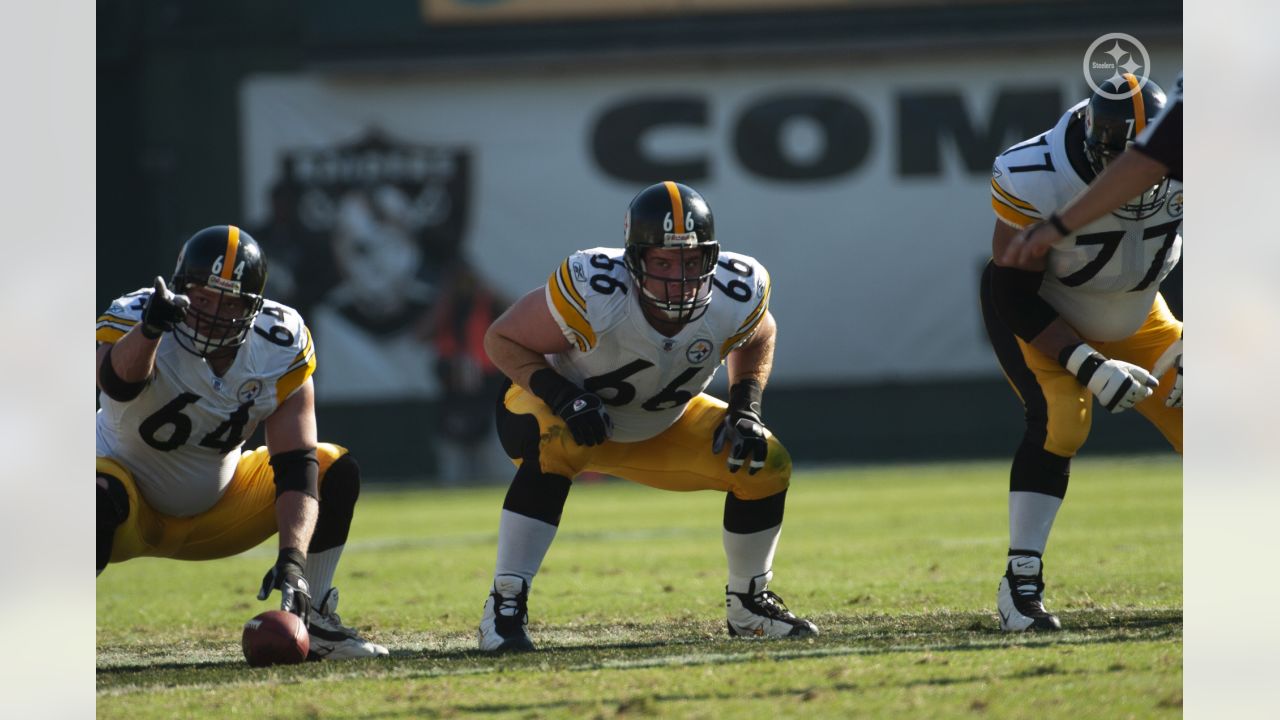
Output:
(264, 129), (471, 332)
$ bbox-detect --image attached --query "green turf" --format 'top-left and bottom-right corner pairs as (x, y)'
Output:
(97, 455), (1181, 718)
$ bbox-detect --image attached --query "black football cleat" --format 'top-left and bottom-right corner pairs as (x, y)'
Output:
(478, 575), (536, 652)
(997, 555), (1063, 632)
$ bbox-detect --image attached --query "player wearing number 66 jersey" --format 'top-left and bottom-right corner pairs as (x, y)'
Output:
(95, 225), (386, 660)
(476, 181), (816, 652)
(981, 74), (1183, 633)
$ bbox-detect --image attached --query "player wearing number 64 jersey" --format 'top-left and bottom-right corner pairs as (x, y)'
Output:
(477, 181), (817, 652)
(95, 225), (386, 660)
(981, 74), (1183, 633)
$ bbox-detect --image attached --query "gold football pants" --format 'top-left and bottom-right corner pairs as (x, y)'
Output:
(993, 293), (1183, 457)
(97, 443), (348, 563)
(500, 383), (791, 500)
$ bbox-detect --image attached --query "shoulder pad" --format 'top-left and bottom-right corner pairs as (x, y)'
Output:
(545, 248), (630, 352)
(255, 300), (316, 404)
(96, 287), (151, 344)
(713, 252), (771, 359)
(990, 143), (1047, 229)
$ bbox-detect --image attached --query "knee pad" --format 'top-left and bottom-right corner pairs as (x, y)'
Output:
(310, 453), (360, 553)
(97, 474), (130, 526)
(724, 489), (787, 534)
(97, 474), (130, 573)
(502, 461), (572, 526)
(1010, 440), (1071, 499)
(320, 453), (361, 510)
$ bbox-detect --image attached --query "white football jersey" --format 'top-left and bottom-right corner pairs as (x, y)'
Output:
(991, 100), (1184, 341)
(544, 248), (770, 443)
(96, 289), (316, 517)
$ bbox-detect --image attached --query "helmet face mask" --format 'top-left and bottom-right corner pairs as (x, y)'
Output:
(630, 245), (719, 324)
(623, 181), (719, 326)
(1082, 74), (1171, 220)
(170, 225), (268, 358)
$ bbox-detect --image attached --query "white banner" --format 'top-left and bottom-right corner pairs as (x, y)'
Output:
(241, 45), (1181, 399)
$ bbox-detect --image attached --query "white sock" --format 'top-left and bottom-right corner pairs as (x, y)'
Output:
(494, 509), (559, 586)
(1008, 491), (1063, 556)
(724, 524), (781, 594)
(306, 545), (342, 603)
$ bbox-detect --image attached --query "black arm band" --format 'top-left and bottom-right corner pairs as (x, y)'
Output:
(989, 265), (1059, 341)
(97, 344), (148, 402)
(528, 368), (581, 414)
(1046, 213), (1072, 236)
(270, 448), (319, 500)
(727, 378), (764, 419)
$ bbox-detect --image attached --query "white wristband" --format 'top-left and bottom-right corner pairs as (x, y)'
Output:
(1063, 343), (1098, 375)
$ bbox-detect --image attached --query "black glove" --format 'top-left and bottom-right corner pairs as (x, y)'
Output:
(529, 368), (613, 447)
(140, 276), (190, 339)
(257, 547), (311, 622)
(712, 379), (768, 474)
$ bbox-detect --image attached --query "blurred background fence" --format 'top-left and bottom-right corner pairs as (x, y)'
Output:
(97, 0), (1182, 482)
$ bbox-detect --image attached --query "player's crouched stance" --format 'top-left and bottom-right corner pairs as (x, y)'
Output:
(983, 76), (1182, 632)
(476, 182), (817, 652)
(96, 226), (387, 660)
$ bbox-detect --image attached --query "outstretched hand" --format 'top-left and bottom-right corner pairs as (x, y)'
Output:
(140, 276), (190, 339)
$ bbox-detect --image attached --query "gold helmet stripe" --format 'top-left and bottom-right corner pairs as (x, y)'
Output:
(221, 225), (241, 280)
(1124, 73), (1146, 136)
(663, 181), (685, 234)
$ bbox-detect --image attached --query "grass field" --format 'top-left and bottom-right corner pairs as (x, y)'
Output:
(97, 455), (1181, 718)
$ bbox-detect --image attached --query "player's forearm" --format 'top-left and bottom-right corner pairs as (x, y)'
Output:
(1029, 317), (1086, 366)
(1058, 150), (1169, 232)
(103, 326), (161, 383)
(727, 313), (775, 389)
(485, 327), (554, 390)
(275, 491), (318, 558)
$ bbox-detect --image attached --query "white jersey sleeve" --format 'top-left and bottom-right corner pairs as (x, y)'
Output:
(544, 248), (630, 353)
(709, 252), (772, 360)
(990, 135), (1051, 229)
(255, 299), (317, 405)
(97, 287), (151, 344)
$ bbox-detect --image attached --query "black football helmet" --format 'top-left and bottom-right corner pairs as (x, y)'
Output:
(623, 181), (719, 325)
(170, 225), (267, 357)
(1083, 74), (1170, 219)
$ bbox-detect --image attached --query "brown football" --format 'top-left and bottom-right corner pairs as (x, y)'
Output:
(242, 610), (310, 667)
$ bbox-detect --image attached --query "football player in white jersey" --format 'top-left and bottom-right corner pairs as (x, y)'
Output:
(981, 74), (1183, 631)
(476, 181), (817, 651)
(1005, 72), (1183, 269)
(96, 225), (388, 660)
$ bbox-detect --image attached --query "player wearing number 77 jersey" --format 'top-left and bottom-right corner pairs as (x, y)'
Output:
(476, 181), (817, 652)
(981, 74), (1183, 632)
(95, 225), (387, 660)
